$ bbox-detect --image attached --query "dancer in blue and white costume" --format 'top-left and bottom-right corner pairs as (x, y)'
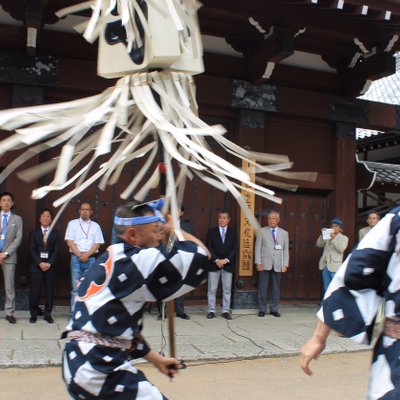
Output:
(62, 200), (209, 399)
(301, 207), (400, 399)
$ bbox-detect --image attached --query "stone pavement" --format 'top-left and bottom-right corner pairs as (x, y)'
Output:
(0, 304), (372, 368)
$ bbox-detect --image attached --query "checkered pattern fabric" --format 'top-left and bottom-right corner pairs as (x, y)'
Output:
(63, 240), (208, 399)
(318, 207), (400, 400)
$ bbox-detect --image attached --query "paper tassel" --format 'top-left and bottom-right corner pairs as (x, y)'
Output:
(0, 1), (318, 235)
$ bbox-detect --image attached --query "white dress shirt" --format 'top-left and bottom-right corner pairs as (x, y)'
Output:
(65, 218), (104, 253)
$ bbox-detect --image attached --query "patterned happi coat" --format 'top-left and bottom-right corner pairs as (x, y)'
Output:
(62, 240), (208, 399)
(318, 207), (400, 400)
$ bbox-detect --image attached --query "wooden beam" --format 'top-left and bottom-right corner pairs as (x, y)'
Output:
(261, 172), (335, 191)
(291, 0), (400, 15)
(0, 50), (59, 86)
(337, 0), (400, 15)
(203, 52), (343, 93)
(25, 0), (45, 56)
(247, 26), (295, 83)
(201, 1), (397, 41)
(195, 73), (400, 132)
(364, 101), (399, 131)
(341, 52), (396, 97)
(0, 23), (97, 60)
(0, 48), (111, 94)
(203, 53), (248, 81)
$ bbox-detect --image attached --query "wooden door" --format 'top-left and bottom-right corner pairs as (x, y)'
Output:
(277, 191), (329, 301)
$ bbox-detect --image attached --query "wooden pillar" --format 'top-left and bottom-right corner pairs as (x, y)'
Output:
(232, 109), (266, 309)
(332, 122), (356, 248)
(229, 79), (277, 308)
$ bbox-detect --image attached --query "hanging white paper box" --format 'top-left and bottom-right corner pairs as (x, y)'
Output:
(98, 1), (181, 78)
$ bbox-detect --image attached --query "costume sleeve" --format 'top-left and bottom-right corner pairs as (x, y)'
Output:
(317, 208), (400, 345)
(144, 240), (209, 302)
(129, 332), (151, 359)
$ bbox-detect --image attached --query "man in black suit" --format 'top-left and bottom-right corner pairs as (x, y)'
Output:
(29, 209), (61, 323)
(206, 210), (237, 320)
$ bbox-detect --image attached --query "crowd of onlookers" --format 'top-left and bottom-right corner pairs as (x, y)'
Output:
(0, 190), (381, 325)
(0, 191), (105, 324)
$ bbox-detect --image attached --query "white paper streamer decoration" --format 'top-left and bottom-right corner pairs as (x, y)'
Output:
(0, 0), (317, 234)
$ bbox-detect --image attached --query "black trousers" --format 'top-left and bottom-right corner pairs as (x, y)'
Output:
(29, 268), (55, 317)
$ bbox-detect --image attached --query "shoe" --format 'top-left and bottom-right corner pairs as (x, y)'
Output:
(5, 315), (16, 324)
(258, 311), (265, 317)
(176, 313), (190, 320)
(270, 311), (281, 317)
(29, 317), (37, 323)
(37, 307), (44, 316)
(207, 312), (216, 319)
(44, 315), (54, 324)
(221, 312), (232, 320)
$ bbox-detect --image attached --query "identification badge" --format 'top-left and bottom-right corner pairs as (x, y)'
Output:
(274, 244), (282, 250)
(0, 234), (4, 240)
(40, 252), (49, 259)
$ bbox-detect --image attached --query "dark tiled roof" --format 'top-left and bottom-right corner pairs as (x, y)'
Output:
(357, 156), (400, 186)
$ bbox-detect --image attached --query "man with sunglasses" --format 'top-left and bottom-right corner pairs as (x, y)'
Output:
(62, 200), (210, 399)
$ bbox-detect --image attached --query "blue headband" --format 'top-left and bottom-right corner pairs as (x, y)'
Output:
(113, 198), (166, 226)
(114, 214), (164, 226)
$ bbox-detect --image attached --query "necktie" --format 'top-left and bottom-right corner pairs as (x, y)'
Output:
(0, 214), (8, 251)
(221, 227), (226, 243)
(43, 229), (48, 243)
(272, 228), (276, 244)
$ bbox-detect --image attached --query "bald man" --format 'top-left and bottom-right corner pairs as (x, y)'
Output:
(359, 212), (380, 241)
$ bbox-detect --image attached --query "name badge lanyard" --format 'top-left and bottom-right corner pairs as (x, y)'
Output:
(79, 219), (91, 242)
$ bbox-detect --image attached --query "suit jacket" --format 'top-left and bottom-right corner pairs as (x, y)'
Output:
(206, 226), (237, 273)
(29, 228), (61, 273)
(2, 213), (23, 264)
(255, 226), (289, 272)
(359, 226), (373, 241)
(316, 232), (348, 272)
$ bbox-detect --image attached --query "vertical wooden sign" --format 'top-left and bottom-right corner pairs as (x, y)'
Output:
(239, 160), (255, 276)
